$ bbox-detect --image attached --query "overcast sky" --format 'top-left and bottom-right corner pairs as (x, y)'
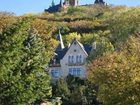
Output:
(0, 0), (140, 15)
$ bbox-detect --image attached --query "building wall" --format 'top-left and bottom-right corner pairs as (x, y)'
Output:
(60, 41), (88, 79)
(64, 0), (78, 7)
(49, 66), (61, 81)
(49, 40), (88, 81)
(69, 0), (78, 6)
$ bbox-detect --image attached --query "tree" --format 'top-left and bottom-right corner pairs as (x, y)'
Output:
(88, 33), (114, 61)
(88, 36), (140, 105)
(107, 7), (140, 49)
(52, 75), (99, 105)
(0, 11), (17, 34)
(52, 77), (70, 105)
(81, 33), (97, 45)
(31, 18), (58, 57)
(0, 17), (52, 105)
(51, 0), (55, 7)
(63, 32), (81, 45)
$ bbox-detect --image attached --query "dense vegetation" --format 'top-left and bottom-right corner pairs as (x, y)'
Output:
(0, 5), (140, 105)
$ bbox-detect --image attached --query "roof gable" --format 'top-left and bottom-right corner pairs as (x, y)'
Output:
(55, 30), (65, 51)
(49, 38), (92, 66)
(63, 39), (89, 58)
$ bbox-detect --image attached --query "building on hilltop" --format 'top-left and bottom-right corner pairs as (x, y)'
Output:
(44, 0), (107, 13)
(45, 0), (79, 13)
(47, 30), (92, 82)
(68, 0), (78, 6)
(94, 0), (105, 5)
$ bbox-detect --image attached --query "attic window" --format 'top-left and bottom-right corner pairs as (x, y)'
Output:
(74, 42), (76, 45)
(74, 49), (76, 52)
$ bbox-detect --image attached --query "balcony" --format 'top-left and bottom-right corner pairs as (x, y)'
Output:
(49, 63), (61, 67)
(67, 59), (86, 66)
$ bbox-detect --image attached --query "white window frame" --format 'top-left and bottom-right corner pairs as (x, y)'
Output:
(51, 69), (60, 78)
(76, 55), (82, 63)
(68, 55), (75, 64)
(69, 68), (81, 76)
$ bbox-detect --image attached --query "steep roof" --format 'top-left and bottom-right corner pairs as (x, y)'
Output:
(94, 0), (105, 4)
(70, 38), (89, 56)
(45, 4), (61, 13)
(56, 30), (65, 51)
(49, 38), (92, 66)
(49, 47), (68, 67)
(83, 44), (92, 55)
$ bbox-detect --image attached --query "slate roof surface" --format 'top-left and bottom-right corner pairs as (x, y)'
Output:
(49, 44), (92, 66)
(49, 47), (68, 66)
(83, 44), (92, 54)
(45, 4), (61, 13)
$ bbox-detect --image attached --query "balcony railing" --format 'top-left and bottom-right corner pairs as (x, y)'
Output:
(49, 63), (61, 67)
(68, 59), (86, 66)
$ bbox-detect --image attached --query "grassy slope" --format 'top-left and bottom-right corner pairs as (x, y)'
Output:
(38, 5), (140, 49)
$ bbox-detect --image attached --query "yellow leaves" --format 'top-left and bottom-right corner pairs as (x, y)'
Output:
(64, 32), (81, 45)
(88, 40), (140, 104)
(0, 12), (17, 33)
(31, 18), (56, 39)
(69, 20), (100, 29)
(23, 13), (36, 17)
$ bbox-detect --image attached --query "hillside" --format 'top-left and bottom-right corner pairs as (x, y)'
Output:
(0, 5), (140, 105)
(38, 5), (140, 58)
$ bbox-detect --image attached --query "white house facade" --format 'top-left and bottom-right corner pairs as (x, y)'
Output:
(48, 31), (92, 81)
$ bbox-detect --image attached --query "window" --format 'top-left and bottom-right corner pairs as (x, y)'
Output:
(73, 68), (77, 75)
(69, 68), (73, 75)
(77, 68), (81, 76)
(76, 55), (82, 63)
(71, 56), (74, 63)
(74, 41), (76, 45)
(76, 55), (79, 63)
(68, 56), (71, 63)
(68, 55), (75, 63)
(69, 68), (81, 76)
(79, 55), (82, 63)
(74, 49), (77, 52)
(51, 70), (60, 78)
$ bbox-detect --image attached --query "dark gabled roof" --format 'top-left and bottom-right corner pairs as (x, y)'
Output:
(83, 44), (92, 54)
(56, 30), (65, 51)
(69, 39), (89, 56)
(49, 34), (92, 66)
(94, 0), (105, 4)
(49, 43), (92, 66)
(45, 4), (61, 13)
(49, 47), (68, 66)
(55, 46), (68, 60)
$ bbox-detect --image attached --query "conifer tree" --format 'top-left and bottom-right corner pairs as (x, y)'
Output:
(51, 0), (55, 6)
(0, 17), (51, 105)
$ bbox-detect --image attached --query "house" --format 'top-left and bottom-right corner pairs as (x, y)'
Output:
(44, 0), (106, 13)
(45, 0), (79, 13)
(48, 30), (92, 81)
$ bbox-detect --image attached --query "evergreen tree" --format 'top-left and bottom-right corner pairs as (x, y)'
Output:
(0, 17), (51, 105)
(53, 76), (99, 105)
(51, 0), (55, 6)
